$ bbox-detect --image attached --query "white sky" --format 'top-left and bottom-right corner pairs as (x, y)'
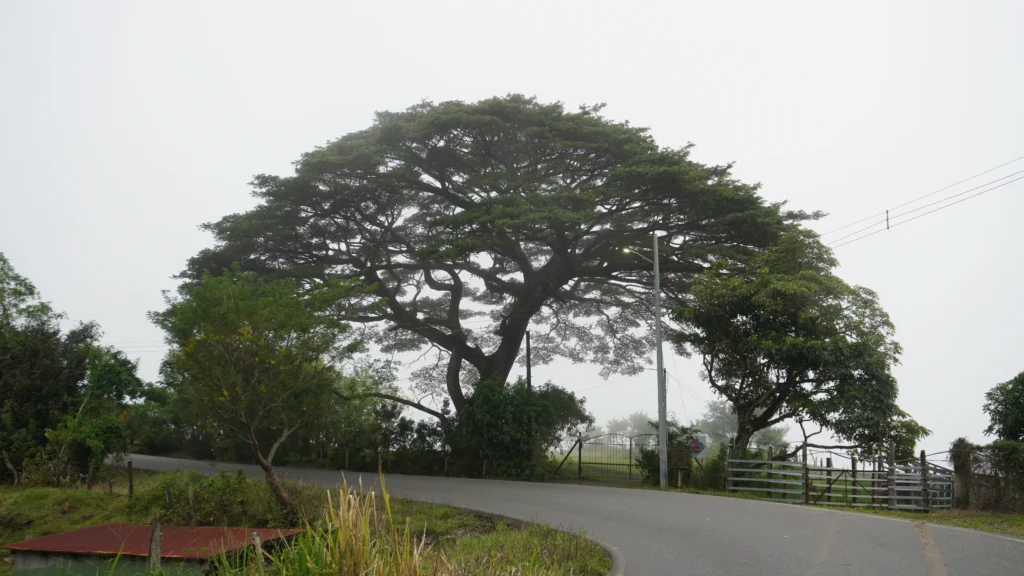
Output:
(2, 1), (1021, 458)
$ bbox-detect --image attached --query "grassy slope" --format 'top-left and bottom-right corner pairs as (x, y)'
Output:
(0, 475), (610, 576)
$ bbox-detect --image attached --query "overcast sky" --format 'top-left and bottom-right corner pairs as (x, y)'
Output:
(2, 0), (1021, 459)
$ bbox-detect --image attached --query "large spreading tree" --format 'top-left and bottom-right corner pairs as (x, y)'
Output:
(185, 95), (808, 424)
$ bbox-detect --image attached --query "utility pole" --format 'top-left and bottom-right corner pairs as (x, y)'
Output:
(653, 233), (668, 489)
(526, 331), (533, 464)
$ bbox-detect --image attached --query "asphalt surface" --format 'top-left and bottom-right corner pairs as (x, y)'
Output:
(129, 454), (1023, 575)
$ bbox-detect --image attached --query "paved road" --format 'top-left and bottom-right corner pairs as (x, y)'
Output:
(129, 454), (1022, 575)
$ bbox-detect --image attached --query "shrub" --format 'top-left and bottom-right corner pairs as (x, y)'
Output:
(126, 470), (325, 528)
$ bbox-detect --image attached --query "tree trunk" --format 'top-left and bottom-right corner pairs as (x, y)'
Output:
(732, 420), (754, 460)
(251, 447), (294, 514)
(2, 450), (18, 487)
(240, 422), (295, 515)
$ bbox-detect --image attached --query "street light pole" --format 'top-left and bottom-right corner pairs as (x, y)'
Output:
(652, 234), (668, 489)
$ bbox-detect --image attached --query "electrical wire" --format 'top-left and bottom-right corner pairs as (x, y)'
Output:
(831, 174), (1024, 249)
(820, 154), (1024, 236)
(826, 169), (1024, 246)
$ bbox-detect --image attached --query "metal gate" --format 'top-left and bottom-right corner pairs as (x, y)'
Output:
(552, 434), (657, 481)
(727, 451), (954, 510)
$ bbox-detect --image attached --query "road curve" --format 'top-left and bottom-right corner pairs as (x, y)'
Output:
(128, 454), (1022, 575)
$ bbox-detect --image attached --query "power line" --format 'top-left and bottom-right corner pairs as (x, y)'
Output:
(820, 154), (1024, 237)
(831, 174), (1024, 249)
(827, 169), (1024, 246)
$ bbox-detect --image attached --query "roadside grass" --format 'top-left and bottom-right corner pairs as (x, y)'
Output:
(0, 470), (610, 576)
(834, 506), (1024, 539)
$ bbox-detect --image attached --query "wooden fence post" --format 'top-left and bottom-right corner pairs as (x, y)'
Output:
(802, 444), (810, 505)
(146, 513), (161, 572)
(127, 459), (134, 502)
(920, 450), (930, 512)
(826, 457), (833, 503)
(887, 442), (896, 510)
(850, 457), (857, 506)
(766, 446), (773, 500)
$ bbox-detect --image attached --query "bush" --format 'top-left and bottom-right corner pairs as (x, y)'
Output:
(689, 442), (729, 491)
(453, 378), (591, 480)
(127, 470), (325, 528)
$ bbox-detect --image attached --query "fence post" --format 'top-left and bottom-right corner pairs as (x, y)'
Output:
(127, 459), (134, 502)
(826, 457), (833, 503)
(146, 513), (161, 572)
(577, 435), (583, 480)
(920, 450), (930, 512)
(628, 438), (633, 480)
(766, 446), (773, 500)
(802, 444), (810, 505)
(850, 457), (857, 507)
(952, 439), (971, 509)
(887, 441), (896, 510)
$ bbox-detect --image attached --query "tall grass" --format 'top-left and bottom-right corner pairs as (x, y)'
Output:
(220, 476), (609, 576)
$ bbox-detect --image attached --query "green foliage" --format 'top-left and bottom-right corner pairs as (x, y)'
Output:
(986, 440), (1024, 478)
(0, 253), (142, 486)
(690, 400), (790, 449)
(605, 412), (656, 437)
(216, 482), (610, 576)
(689, 442), (730, 491)
(672, 230), (922, 455)
(184, 95), (806, 419)
(127, 470), (325, 528)
(633, 418), (697, 485)
(983, 371), (1024, 442)
(150, 265), (365, 508)
(454, 379), (592, 479)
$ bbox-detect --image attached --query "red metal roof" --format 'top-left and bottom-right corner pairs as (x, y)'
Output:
(0, 524), (302, 559)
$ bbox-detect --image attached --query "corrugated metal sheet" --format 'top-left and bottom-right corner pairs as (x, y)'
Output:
(0, 524), (302, 559)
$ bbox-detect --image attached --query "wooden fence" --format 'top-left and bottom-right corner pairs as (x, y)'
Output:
(727, 445), (953, 511)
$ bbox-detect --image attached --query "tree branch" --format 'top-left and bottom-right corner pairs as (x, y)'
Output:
(333, 390), (447, 422)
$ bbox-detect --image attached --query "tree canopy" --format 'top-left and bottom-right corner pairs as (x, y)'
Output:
(150, 266), (363, 510)
(1, 253), (143, 486)
(185, 95), (808, 417)
(984, 371), (1024, 442)
(671, 230), (924, 456)
(690, 400), (790, 449)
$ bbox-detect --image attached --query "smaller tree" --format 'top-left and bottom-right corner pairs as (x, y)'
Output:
(690, 400), (790, 450)
(605, 412), (657, 438)
(151, 266), (362, 512)
(983, 371), (1024, 442)
(671, 230), (918, 457)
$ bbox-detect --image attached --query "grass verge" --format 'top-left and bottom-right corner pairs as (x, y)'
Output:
(0, 470), (610, 576)
(833, 506), (1024, 539)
